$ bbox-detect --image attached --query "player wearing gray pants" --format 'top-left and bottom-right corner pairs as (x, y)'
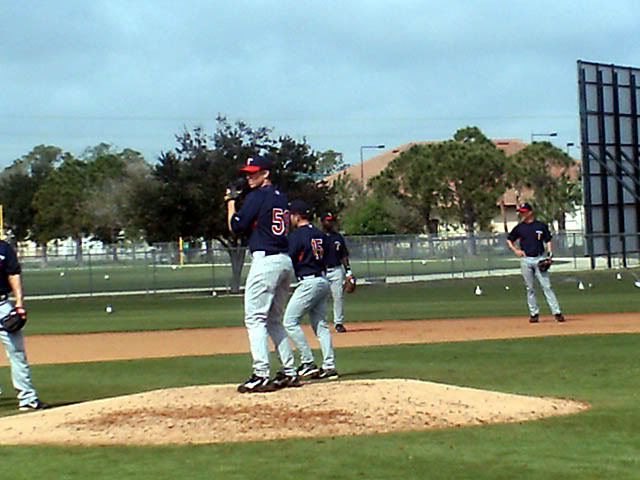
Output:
(321, 212), (352, 333)
(507, 202), (564, 323)
(0, 240), (47, 411)
(227, 155), (299, 393)
(283, 200), (338, 379)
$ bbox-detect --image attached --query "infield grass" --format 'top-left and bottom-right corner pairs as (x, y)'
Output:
(24, 269), (640, 334)
(1, 334), (639, 479)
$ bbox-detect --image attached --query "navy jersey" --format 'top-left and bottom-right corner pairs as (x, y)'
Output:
(230, 185), (289, 254)
(288, 224), (327, 278)
(0, 241), (21, 295)
(323, 231), (349, 268)
(507, 220), (552, 257)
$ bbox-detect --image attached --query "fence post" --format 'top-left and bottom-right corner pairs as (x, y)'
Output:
(87, 247), (94, 297)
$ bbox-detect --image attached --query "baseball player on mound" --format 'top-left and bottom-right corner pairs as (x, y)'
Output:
(0, 239), (48, 410)
(226, 155), (299, 393)
(506, 202), (565, 323)
(283, 200), (338, 380)
(321, 212), (352, 333)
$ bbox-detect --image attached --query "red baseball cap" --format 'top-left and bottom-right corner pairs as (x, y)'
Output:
(239, 155), (272, 174)
(516, 202), (533, 213)
(321, 212), (336, 221)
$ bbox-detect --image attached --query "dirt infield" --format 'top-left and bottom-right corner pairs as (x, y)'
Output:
(3, 312), (639, 366)
(0, 313), (635, 446)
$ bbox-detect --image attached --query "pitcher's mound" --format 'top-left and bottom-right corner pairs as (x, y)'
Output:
(0, 379), (588, 446)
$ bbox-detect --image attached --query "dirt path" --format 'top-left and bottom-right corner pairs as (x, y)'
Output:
(3, 312), (639, 366)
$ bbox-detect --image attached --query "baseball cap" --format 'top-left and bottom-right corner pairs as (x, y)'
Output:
(239, 155), (272, 173)
(289, 200), (311, 216)
(517, 202), (533, 212)
(321, 211), (336, 221)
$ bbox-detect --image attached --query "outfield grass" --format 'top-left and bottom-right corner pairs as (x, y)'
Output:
(1, 335), (639, 479)
(21, 257), (522, 296)
(24, 269), (640, 335)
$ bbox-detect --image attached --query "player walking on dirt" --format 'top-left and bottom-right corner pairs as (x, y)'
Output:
(226, 155), (299, 393)
(321, 212), (353, 333)
(506, 203), (565, 323)
(283, 201), (338, 380)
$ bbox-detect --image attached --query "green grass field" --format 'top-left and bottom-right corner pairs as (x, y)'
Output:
(1, 270), (639, 479)
(23, 269), (640, 334)
(21, 256), (523, 296)
(1, 335), (639, 479)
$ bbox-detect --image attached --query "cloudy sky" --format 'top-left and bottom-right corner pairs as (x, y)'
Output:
(1, 0), (638, 168)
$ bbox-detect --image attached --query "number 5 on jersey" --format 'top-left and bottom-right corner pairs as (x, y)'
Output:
(311, 238), (324, 260)
(272, 208), (290, 235)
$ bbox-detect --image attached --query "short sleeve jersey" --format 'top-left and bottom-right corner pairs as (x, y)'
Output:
(323, 231), (349, 268)
(230, 185), (289, 254)
(288, 224), (327, 278)
(507, 220), (552, 257)
(0, 241), (21, 295)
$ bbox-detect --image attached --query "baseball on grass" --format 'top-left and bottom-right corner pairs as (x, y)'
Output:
(421, 260), (427, 265)
(171, 265), (177, 270)
(59, 272), (65, 277)
(104, 274), (110, 280)
(105, 305), (114, 314)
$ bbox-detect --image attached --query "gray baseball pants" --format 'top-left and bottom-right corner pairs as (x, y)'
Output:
(520, 256), (562, 316)
(244, 252), (296, 378)
(283, 276), (335, 370)
(326, 267), (345, 326)
(0, 300), (39, 407)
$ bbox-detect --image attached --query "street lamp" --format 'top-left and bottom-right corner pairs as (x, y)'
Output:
(566, 142), (575, 155)
(359, 144), (386, 184)
(530, 132), (558, 143)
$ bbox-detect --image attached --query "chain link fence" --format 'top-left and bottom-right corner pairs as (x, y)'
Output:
(17, 232), (640, 298)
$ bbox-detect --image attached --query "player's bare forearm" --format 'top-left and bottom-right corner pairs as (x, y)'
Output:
(8, 274), (24, 307)
(226, 200), (236, 233)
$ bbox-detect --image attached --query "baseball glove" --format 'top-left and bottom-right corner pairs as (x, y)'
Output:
(224, 178), (248, 203)
(0, 307), (27, 333)
(537, 257), (553, 272)
(343, 274), (357, 294)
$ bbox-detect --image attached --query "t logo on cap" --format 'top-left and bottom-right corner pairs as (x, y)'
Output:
(240, 155), (272, 174)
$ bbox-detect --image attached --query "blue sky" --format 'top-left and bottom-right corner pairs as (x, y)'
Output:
(1, 0), (638, 168)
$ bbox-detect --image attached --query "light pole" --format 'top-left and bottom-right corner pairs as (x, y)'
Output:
(359, 144), (385, 184)
(566, 142), (575, 155)
(530, 132), (558, 144)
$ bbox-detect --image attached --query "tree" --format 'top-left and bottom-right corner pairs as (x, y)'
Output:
(130, 117), (336, 292)
(0, 145), (63, 245)
(440, 127), (510, 234)
(341, 196), (395, 235)
(32, 155), (92, 262)
(510, 141), (582, 230)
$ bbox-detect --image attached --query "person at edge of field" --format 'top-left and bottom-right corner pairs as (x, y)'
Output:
(320, 212), (352, 333)
(282, 200), (338, 381)
(226, 154), (299, 393)
(0, 239), (49, 410)
(506, 202), (565, 323)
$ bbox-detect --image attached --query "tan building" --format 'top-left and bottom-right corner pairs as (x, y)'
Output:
(327, 140), (582, 233)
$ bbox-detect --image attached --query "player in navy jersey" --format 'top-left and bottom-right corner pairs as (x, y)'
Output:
(283, 200), (337, 380)
(507, 202), (564, 323)
(0, 240), (48, 410)
(226, 155), (299, 392)
(321, 212), (352, 333)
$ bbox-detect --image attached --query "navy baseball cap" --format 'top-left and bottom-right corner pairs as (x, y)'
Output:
(321, 211), (336, 221)
(289, 200), (311, 216)
(239, 155), (272, 174)
(517, 202), (533, 212)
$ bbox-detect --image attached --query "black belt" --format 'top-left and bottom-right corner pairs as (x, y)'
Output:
(297, 272), (326, 281)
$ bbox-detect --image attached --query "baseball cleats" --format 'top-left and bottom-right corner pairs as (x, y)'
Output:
(335, 324), (347, 333)
(529, 314), (539, 323)
(19, 399), (49, 412)
(317, 368), (339, 380)
(271, 371), (301, 389)
(297, 362), (320, 379)
(555, 313), (566, 322)
(237, 374), (275, 394)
